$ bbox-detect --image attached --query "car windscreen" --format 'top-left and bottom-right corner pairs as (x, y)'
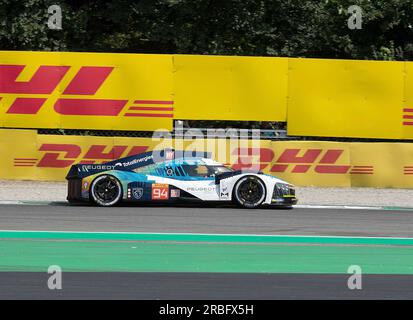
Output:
(182, 165), (232, 177)
(208, 165), (233, 176)
(181, 164), (210, 177)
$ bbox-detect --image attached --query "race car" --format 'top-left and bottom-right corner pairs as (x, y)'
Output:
(66, 149), (297, 208)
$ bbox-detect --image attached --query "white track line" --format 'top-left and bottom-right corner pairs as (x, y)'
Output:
(0, 200), (412, 211)
(1, 229), (413, 240)
(294, 204), (384, 210)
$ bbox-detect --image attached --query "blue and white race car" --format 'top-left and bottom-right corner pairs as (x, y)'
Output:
(66, 150), (297, 208)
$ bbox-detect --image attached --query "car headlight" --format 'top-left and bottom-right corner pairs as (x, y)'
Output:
(276, 182), (288, 191)
(275, 183), (295, 196)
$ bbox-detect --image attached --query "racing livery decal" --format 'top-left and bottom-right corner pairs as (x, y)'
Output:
(151, 184), (169, 200)
(132, 187), (144, 199)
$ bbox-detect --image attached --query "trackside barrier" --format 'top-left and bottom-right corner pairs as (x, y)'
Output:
(172, 55), (288, 121)
(0, 51), (288, 132)
(287, 58), (407, 139)
(2, 129), (413, 188)
(0, 51), (174, 131)
(3, 50), (413, 139)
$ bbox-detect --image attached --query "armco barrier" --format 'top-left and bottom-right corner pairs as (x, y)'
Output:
(2, 129), (413, 188)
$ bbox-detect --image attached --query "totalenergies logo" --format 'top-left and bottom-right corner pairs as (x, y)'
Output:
(232, 148), (374, 174)
(14, 144), (149, 168)
(0, 64), (173, 118)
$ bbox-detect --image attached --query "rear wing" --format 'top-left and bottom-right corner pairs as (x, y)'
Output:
(66, 149), (211, 180)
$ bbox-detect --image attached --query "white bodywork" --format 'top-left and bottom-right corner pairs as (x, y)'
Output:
(146, 172), (289, 205)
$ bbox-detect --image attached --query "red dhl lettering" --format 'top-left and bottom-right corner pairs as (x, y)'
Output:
(0, 64), (173, 118)
(54, 99), (127, 116)
(0, 65), (70, 94)
(37, 144), (81, 168)
(62, 66), (113, 95)
(231, 147), (273, 171)
(21, 144), (149, 168)
(16, 145), (373, 174)
(232, 147), (372, 174)
(7, 97), (47, 114)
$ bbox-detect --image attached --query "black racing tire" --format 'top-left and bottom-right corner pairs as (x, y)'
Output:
(233, 176), (266, 209)
(90, 175), (123, 207)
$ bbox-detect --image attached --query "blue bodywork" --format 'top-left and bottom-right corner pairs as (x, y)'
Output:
(67, 150), (220, 202)
(66, 149), (297, 206)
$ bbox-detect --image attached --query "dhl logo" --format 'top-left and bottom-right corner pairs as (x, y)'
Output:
(232, 148), (374, 174)
(0, 65), (173, 117)
(15, 144), (375, 174)
(403, 166), (413, 175)
(402, 108), (413, 126)
(14, 144), (149, 168)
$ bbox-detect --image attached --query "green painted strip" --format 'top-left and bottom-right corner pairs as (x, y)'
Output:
(1, 231), (412, 274)
(383, 206), (413, 211)
(1, 230), (413, 246)
(0, 239), (412, 274)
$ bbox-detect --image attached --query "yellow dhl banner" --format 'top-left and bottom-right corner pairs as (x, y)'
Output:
(287, 58), (407, 139)
(0, 51), (288, 132)
(173, 55), (288, 121)
(0, 51), (174, 131)
(3, 50), (413, 140)
(2, 129), (413, 188)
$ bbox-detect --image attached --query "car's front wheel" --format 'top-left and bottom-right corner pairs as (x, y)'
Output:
(90, 175), (122, 206)
(233, 176), (266, 208)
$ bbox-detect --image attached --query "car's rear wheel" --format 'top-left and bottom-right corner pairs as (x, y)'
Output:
(233, 176), (266, 208)
(90, 175), (122, 206)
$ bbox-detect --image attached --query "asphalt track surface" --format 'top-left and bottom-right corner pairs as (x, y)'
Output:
(0, 203), (412, 237)
(1, 273), (413, 300)
(1, 203), (413, 299)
